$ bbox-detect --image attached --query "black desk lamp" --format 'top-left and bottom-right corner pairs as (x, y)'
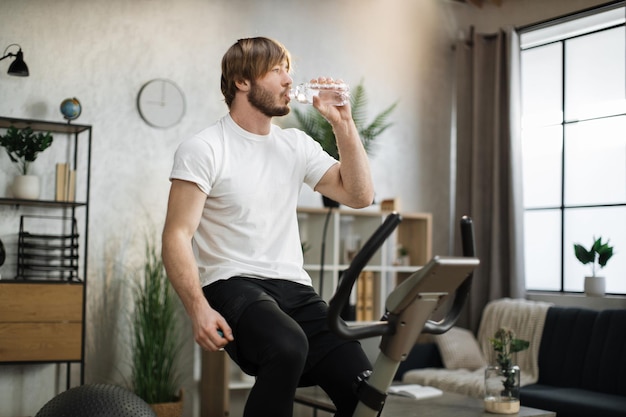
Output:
(0, 44), (29, 76)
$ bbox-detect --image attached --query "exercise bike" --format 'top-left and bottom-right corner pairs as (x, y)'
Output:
(327, 212), (479, 417)
(32, 213), (478, 417)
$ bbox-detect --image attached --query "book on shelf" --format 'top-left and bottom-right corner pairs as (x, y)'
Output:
(356, 270), (375, 321)
(67, 169), (76, 201)
(55, 163), (67, 201)
(387, 384), (443, 400)
(55, 163), (76, 202)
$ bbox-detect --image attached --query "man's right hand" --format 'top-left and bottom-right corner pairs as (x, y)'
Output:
(191, 301), (234, 351)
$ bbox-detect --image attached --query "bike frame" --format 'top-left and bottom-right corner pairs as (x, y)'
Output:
(327, 213), (479, 417)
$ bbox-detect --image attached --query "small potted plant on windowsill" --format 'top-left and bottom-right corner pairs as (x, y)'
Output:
(574, 236), (614, 297)
(484, 327), (529, 415)
(0, 126), (53, 199)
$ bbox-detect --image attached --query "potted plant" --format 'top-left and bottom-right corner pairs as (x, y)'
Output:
(130, 241), (183, 417)
(0, 126), (53, 199)
(484, 327), (529, 414)
(574, 236), (614, 296)
(292, 81), (397, 207)
(395, 245), (410, 266)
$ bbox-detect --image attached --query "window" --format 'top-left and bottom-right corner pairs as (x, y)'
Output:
(520, 3), (626, 294)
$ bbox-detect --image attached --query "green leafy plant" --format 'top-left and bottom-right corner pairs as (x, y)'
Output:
(130, 241), (181, 404)
(490, 327), (529, 397)
(292, 81), (397, 160)
(574, 237), (614, 277)
(0, 126), (53, 175)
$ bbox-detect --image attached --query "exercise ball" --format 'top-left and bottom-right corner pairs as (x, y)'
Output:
(36, 384), (156, 417)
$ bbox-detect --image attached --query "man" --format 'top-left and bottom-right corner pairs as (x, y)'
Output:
(162, 37), (374, 417)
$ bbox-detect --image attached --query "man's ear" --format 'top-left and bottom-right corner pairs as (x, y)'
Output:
(235, 79), (250, 92)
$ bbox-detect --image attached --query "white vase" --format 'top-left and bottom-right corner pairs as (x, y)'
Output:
(584, 276), (605, 297)
(12, 175), (40, 200)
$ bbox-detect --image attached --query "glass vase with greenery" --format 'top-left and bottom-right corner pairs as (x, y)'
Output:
(484, 327), (529, 414)
(130, 242), (182, 405)
(0, 126), (53, 175)
(489, 327), (529, 397)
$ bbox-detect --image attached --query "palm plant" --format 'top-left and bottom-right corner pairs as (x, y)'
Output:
(130, 241), (181, 404)
(292, 81), (397, 160)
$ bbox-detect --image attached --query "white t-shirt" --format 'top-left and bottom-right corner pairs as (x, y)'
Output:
(170, 113), (337, 288)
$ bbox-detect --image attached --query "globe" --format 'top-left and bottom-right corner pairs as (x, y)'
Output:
(60, 97), (82, 121)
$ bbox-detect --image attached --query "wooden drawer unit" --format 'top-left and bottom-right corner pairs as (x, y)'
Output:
(0, 282), (83, 362)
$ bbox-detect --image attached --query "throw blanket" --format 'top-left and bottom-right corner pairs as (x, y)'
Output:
(478, 297), (552, 385)
(402, 298), (552, 398)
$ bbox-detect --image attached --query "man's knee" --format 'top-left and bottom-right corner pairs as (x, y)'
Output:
(238, 301), (309, 371)
(259, 326), (308, 367)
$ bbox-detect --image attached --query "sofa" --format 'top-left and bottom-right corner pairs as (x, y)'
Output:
(396, 298), (626, 417)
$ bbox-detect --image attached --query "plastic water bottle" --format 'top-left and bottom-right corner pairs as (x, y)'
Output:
(289, 82), (350, 106)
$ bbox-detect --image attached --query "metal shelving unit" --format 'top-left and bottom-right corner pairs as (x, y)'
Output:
(18, 215), (80, 281)
(0, 116), (92, 388)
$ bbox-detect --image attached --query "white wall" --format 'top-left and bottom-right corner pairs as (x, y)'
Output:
(0, 0), (611, 416)
(0, 1), (455, 415)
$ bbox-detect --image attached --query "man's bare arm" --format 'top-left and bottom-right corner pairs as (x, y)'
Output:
(162, 179), (233, 351)
(313, 93), (374, 209)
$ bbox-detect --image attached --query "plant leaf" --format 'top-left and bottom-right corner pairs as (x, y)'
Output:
(510, 338), (530, 353)
(591, 237), (603, 252)
(574, 243), (594, 264)
(598, 245), (614, 268)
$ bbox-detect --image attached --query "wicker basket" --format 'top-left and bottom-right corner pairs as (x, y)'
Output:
(149, 390), (183, 417)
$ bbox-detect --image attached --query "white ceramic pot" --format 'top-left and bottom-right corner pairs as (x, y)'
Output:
(12, 175), (40, 200)
(584, 276), (606, 297)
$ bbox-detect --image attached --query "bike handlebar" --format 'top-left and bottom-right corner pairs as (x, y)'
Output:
(327, 212), (402, 340)
(423, 216), (474, 334)
(327, 214), (476, 340)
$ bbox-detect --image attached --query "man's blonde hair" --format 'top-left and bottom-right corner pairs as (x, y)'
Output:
(221, 37), (291, 108)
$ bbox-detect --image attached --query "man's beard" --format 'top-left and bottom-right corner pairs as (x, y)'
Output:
(248, 81), (290, 117)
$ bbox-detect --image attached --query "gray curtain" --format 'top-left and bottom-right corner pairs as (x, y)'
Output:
(453, 28), (526, 333)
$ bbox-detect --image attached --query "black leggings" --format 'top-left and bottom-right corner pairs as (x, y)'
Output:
(204, 278), (371, 417)
(236, 300), (370, 417)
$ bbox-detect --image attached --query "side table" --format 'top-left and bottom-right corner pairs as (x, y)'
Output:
(294, 386), (556, 417)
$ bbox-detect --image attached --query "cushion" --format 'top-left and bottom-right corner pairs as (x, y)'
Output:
(434, 326), (487, 370)
(394, 343), (443, 381)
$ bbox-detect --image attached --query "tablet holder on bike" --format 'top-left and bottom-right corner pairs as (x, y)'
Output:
(327, 212), (479, 417)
